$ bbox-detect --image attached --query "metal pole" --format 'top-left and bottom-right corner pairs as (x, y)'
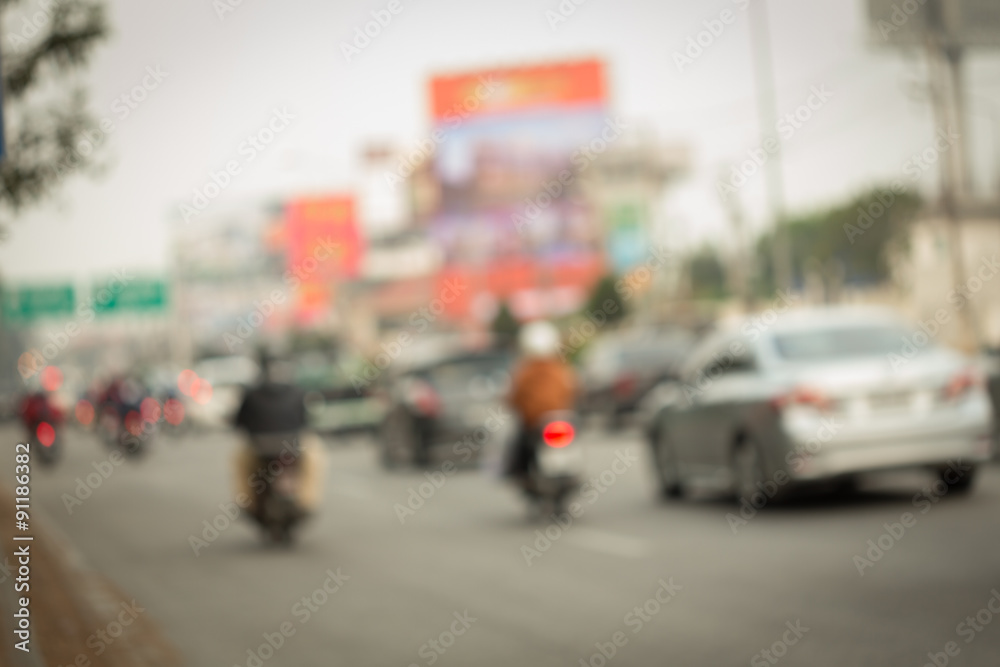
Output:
(748, 0), (792, 294)
(944, 44), (972, 201)
(924, 30), (980, 351)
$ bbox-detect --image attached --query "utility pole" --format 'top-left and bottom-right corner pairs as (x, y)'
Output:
(748, 0), (792, 294)
(720, 165), (754, 312)
(924, 0), (980, 351)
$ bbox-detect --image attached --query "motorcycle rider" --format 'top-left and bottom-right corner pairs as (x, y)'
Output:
(506, 320), (577, 490)
(233, 351), (325, 527)
(19, 387), (63, 442)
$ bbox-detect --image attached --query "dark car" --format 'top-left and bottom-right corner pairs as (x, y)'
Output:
(578, 326), (695, 429)
(378, 349), (514, 468)
(293, 353), (386, 436)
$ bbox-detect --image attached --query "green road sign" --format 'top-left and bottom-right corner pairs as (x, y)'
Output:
(93, 279), (168, 315)
(1, 285), (75, 323)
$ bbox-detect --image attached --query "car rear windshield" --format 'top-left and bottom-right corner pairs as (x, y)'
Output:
(427, 355), (511, 395)
(773, 325), (910, 362)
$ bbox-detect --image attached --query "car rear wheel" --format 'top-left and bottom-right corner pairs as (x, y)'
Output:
(380, 412), (414, 469)
(654, 431), (684, 500)
(732, 439), (772, 506)
(939, 464), (978, 495)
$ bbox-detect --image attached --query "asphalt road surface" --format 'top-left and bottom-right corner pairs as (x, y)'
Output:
(4, 422), (1000, 667)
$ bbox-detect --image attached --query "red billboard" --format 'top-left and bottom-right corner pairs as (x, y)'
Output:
(285, 196), (364, 325)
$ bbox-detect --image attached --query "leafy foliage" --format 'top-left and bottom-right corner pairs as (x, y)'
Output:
(754, 187), (922, 294)
(583, 274), (628, 325)
(0, 0), (108, 233)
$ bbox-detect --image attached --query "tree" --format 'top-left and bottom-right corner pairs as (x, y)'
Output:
(753, 187), (921, 295)
(0, 0), (109, 236)
(686, 247), (728, 300)
(490, 300), (519, 347)
(583, 275), (627, 325)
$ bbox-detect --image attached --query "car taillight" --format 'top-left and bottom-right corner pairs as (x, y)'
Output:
(614, 373), (637, 399)
(772, 386), (832, 413)
(943, 369), (980, 400)
(542, 420), (575, 448)
(409, 381), (441, 417)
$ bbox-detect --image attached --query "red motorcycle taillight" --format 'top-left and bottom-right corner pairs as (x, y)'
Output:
(542, 420), (575, 448)
(36, 422), (55, 447)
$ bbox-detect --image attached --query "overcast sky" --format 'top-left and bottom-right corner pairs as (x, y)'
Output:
(0, 0), (998, 283)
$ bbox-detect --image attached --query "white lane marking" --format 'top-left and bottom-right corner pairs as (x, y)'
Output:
(565, 528), (651, 559)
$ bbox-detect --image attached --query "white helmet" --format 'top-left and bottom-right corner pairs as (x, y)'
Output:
(519, 320), (560, 357)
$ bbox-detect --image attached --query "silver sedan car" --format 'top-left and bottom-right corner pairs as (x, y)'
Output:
(645, 307), (995, 504)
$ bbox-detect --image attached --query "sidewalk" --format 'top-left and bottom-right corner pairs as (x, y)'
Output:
(0, 487), (182, 667)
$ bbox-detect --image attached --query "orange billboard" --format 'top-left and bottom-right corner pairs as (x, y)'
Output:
(285, 196), (363, 279)
(429, 58), (606, 120)
(285, 195), (364, 325)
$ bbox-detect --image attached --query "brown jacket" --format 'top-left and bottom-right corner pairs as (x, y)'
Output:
(508, 357), (577, 428)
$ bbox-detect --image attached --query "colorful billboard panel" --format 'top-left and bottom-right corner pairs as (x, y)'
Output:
(285, 196), (363, 280)
(285, 195), (363, 325)
(429, 59), (605, 121)
(427, 59), (610, 320)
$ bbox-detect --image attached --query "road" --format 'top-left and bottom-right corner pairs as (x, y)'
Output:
(4, 422), (1000, 667)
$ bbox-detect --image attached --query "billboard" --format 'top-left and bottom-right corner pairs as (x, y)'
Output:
(284, 196), (364, 325)
(428, 59), (610, 321)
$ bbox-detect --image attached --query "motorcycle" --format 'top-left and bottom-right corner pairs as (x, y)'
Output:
(98, 405), (150, 458)
(249, 433), (307, 546)
(20, 393), (64, 467)
(524, 411), (583, 516)
(32, 421), (63, 466)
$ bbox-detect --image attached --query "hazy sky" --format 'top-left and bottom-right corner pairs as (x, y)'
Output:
(1, 0), (998, 283)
